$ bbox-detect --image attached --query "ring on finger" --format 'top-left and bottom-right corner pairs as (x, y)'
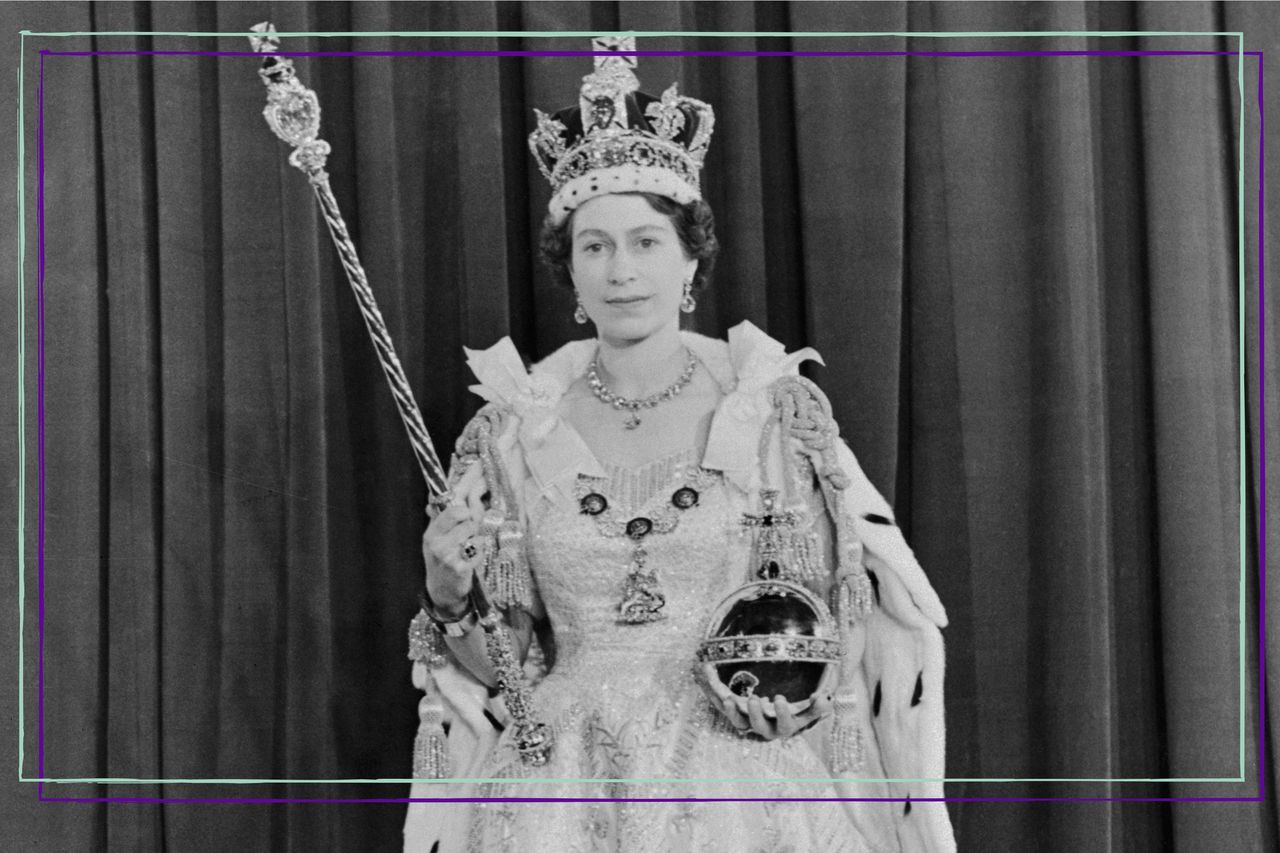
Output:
(459, 539), (479, 560)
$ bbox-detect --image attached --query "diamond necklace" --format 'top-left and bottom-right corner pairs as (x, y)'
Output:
(586, 347), (699, 430)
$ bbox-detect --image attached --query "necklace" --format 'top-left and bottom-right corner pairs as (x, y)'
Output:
(586, 347), (698, 430)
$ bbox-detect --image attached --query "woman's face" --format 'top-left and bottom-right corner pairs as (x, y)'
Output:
(569, 193), (697, 345)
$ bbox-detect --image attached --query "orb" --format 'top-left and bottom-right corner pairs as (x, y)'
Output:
(697, 580), (841, 707)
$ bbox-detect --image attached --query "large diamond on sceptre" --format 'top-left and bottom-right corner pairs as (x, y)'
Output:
(250, 22), (331, 180)
(697, 580), (842, 710)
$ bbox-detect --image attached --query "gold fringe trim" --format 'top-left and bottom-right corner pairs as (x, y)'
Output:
(828, 692), (865, 774)
(412, 684), (450, 779)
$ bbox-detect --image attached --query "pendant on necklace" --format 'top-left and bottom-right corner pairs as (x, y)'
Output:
(618, 569), (666, 623)
(618, 542), (666, 623)
(623, 411), (642, 430)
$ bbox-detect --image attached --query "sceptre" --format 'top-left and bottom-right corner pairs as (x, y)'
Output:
(247, 23), (551, 774)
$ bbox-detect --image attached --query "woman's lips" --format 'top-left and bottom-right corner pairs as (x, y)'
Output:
(605, 295), (651, 307)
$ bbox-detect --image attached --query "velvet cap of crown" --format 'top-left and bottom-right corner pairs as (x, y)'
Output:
(528, 36), (715, 225)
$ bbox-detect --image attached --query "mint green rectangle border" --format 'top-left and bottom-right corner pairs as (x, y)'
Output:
(16, 28), (1251, 787)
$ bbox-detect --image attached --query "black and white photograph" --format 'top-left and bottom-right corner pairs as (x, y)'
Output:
(2, 2), (1276, 851)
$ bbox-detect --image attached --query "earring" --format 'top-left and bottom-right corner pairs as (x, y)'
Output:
(680, 279), (696, 314)
(574, 297), (589, 325)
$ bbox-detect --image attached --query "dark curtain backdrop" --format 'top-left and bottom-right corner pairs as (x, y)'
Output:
(3, 2), (1277, 851)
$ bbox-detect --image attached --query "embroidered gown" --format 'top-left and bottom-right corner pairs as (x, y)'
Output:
(404, 323), (954, 853)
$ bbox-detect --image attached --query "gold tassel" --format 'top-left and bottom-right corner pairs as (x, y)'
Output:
(492, 519), (533, 611)
(790, 509), (822, 584)
(832, 571), (874, 628)
(408, 611), (451, 779)
(828, 692), (865, 774)
(830, 582), (845, 623)
(412, 687), (450, 779)
(477, 508), (504, 600)
(407, 609), (449, 669)
(848, 571), (873, 619)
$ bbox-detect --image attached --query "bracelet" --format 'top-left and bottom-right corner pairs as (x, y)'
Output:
(420, 583), (479, 638)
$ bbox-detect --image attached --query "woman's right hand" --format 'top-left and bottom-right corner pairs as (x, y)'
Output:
(422, 505), (483, 618)
(699, 662), (834, 740)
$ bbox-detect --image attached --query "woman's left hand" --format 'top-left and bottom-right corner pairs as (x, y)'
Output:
(699, 663), (834, 740)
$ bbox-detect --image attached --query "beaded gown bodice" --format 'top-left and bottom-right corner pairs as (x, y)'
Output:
(527, 450), (741, 769)
(464, 447), (875, 853)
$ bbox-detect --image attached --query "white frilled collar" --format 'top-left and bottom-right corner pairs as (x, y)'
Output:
(463, 321), (823, 501)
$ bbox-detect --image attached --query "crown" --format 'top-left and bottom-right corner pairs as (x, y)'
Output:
(528, 36), (715, 224)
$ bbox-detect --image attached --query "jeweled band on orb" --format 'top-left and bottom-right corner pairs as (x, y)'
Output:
(697, 634), (844, 665)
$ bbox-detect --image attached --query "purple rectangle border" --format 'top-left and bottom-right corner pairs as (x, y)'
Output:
(29, 46), (1267, 805)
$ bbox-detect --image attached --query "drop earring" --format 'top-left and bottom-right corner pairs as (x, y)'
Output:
(574, 296), (589, 325)
(680, 279), (696, 314)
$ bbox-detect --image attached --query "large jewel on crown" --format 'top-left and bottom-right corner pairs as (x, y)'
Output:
(697, 580), (841, 707)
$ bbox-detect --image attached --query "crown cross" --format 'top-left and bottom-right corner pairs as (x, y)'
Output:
(592, 35), (637, 70)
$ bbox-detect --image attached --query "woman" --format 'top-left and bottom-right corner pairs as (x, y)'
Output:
(404, 44), (953, 853)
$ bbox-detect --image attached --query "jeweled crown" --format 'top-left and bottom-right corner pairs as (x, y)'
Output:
(528, 36), (715, 224)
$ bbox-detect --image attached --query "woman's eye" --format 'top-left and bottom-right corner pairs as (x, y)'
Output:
(636, 238), (658, 249)
(581, 242), (605, 254)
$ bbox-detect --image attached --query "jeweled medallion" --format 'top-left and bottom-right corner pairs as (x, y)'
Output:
(580, 492), (609, 515)
(625, 517), (653, 539)
(671, 486), (699, 509)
